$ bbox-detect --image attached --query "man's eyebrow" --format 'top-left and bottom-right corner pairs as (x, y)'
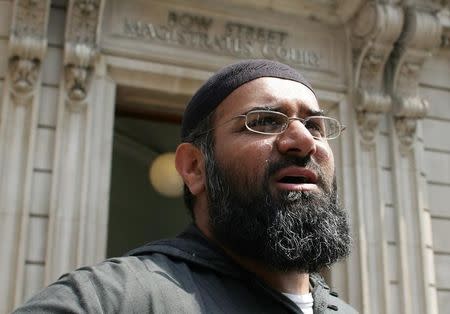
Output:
(244, 106), (325, 116)
(243, 106), (278, 114)
(307, 108), (325, 116)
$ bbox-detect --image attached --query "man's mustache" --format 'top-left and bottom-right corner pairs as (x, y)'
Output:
(266, 156), (328, 191)
(267, 155), (314, 177)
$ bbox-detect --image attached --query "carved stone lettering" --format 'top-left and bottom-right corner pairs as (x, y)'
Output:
(122, 9), (322, 69)
(168, 11), (213, 32)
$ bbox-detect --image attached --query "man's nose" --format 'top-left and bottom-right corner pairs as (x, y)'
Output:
(276, 120), (317, 157)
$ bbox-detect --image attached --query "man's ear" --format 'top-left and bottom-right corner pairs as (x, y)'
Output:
(175, 143), (205, 196)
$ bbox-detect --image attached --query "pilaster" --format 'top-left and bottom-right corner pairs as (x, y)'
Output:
(385, 3), (443, 314)
(45, 0), (113, 282)
(349, 3), (404, 313)
(0, 0), (50, 312)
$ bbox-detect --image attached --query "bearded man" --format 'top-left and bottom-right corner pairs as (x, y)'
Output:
(14, 59), (356, 314)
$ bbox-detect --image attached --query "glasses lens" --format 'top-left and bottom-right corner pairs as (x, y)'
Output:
(305, 116), (340, 139)
(246, 111), (286, 134)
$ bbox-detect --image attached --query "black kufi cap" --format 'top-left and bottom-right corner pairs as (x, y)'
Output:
(181, 59), (315, 141)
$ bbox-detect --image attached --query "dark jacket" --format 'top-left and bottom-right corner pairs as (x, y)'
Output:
(14, 224), (357, 313)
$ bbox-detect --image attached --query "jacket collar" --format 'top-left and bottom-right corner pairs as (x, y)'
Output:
(126, 223), (337, 313)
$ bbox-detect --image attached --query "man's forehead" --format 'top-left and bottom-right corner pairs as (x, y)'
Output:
(215, 77), (320, 117)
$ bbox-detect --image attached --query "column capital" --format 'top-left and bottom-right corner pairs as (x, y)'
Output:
(8, 0), (51, 105)
(351, 3), (403, 143)
(64, 0), (105, 111)
(386, 6), (442, 148)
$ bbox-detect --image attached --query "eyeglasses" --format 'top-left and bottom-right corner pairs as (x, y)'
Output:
(236, 110), (345, 140)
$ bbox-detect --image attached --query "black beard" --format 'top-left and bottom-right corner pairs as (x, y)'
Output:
(205, 154), (352, 273)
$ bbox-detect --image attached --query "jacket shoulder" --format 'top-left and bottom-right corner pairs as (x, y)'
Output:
(309, 273), (358, 314)
(13, 254), (192, 313)
(331, 295), (359, 314)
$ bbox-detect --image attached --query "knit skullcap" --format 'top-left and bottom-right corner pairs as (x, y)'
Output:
(181, 59), (315, 141)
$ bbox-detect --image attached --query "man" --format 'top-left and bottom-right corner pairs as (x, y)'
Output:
(14, 59), (356, 313)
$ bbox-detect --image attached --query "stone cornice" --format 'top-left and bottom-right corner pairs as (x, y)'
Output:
(386, 6), (442, 147)
(210, 0), (364, 25)
(64, 0), (105, 111)
(8, 0), (51, 105)
(351, 2), (403, 143)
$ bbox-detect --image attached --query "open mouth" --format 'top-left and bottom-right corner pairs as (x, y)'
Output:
(279, 176), (310, 184)
(273, 167), (318, 191)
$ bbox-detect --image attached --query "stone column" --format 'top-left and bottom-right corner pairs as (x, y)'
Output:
(346, 3), (404, 313)
(44, 0), (113, 283)
(385, 5), (442, 314)
(0, 0), (51, 312)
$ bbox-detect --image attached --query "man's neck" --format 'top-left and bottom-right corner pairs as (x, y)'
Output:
(224, 247), (310, 295)
(196, 222), (310, 295)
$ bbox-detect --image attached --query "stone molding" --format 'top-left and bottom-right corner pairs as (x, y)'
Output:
(439, 5), (450, 50)
(386, 6), (442, 147)
(351, 2), (403, 142)
(64, 0), (104, 111)
(7, 0), (51, 105)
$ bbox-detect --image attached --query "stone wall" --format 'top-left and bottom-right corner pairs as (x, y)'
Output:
(0, 1), (115, 312)
(0, 1), (449, 313)
(420, 52), (450, 312)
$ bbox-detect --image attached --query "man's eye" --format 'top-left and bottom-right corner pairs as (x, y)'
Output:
(305, 120), (325, 137)
(247, 114), (282, 132)
(254, 117), (278, 126)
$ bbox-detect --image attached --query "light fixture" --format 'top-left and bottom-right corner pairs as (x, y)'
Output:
(149, 152), (183, 198)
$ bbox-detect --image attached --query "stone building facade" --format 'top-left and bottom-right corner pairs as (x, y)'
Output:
(0, 0), (449, 313)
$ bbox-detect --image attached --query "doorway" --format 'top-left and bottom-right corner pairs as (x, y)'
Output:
(106, 109), (190, 257)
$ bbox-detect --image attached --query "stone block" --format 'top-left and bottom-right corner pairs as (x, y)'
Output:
(378, 114), (389, 134)
(382, 168), (394, 206)
(30, 171), (52, 216)
(420, 55), (450, 91)
(421, 87), (450, 121)
(39, 86), (59, 128)
(429, 183), (450, 218)
(424, 119), (450, 152)
(34, 128), (55, 171)
(388, 282), (400, 314)
(385, 205), (396, 243)
(0, 1), (11, 37)
(42, 47), (63, 86)
(48, 7), (65, 46)
(387, 243), (398, 282)
(26, 216), (48, 262)
(22, 264), (44, 302)
(438, 291), (450, 314)
(424, 150), (450, 185)
(379, 134), (391, 169)
(435, 254), (450, 289)
(432, 218), (450, 253)
(0, 39), (7, 78)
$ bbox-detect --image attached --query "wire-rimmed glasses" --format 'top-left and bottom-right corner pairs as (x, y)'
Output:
(236, 110), (345, 140)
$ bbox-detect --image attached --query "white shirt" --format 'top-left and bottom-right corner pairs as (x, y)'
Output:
(282, 292), (314, 314)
